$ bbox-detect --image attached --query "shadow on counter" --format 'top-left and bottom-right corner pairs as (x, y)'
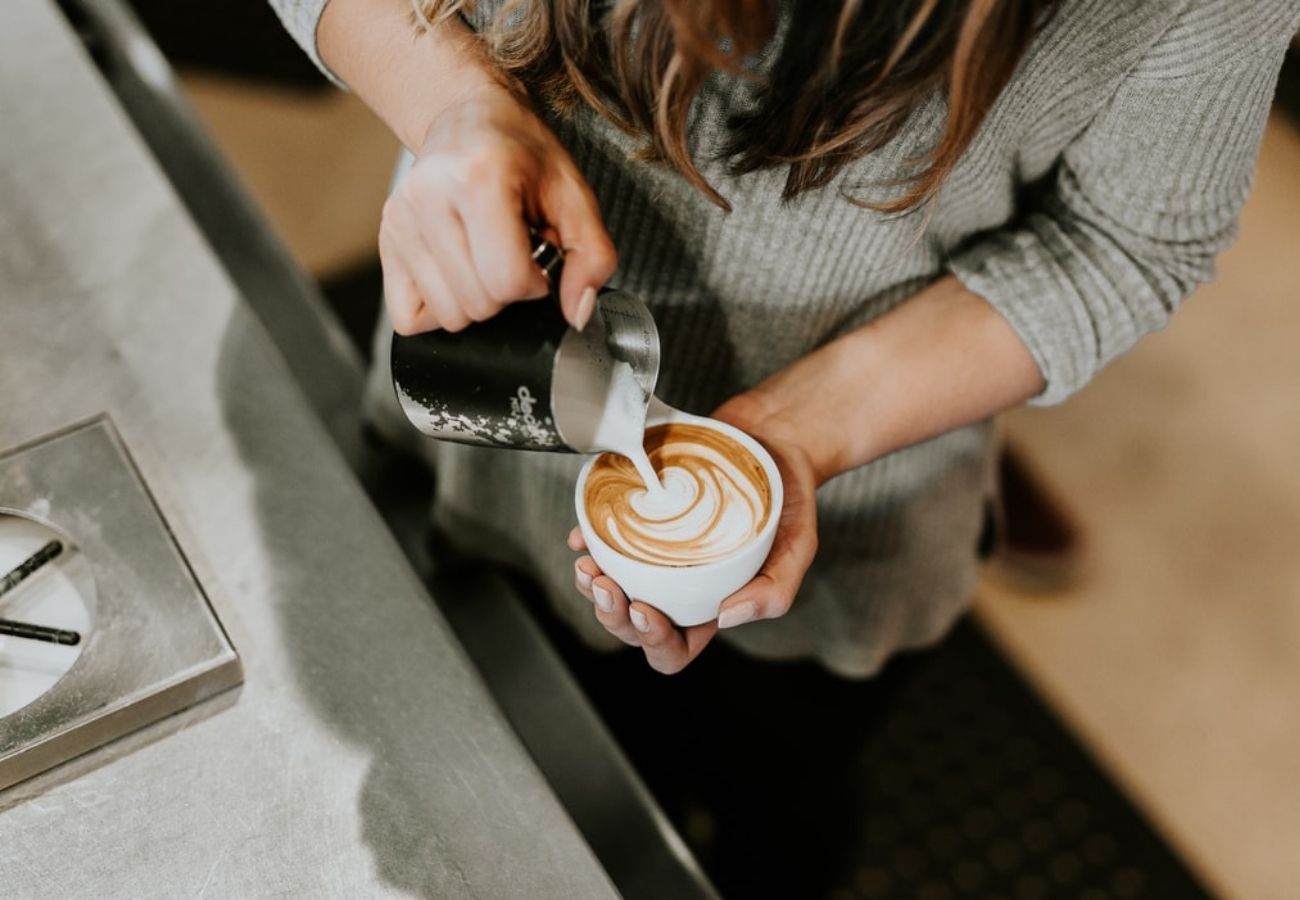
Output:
(215, 312), (620, 899)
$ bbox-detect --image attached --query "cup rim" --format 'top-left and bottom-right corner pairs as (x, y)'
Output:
(574, 409), (784, 574)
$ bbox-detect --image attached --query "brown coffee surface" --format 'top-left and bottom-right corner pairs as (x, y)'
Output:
(584, 422), (772, 566)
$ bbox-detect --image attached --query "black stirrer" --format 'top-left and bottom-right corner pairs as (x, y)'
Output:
(0, 619), (81, 646)
(0, 539), (64, 601)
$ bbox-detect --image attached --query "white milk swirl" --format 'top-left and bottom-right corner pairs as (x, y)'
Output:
(584, 422), (771, 566)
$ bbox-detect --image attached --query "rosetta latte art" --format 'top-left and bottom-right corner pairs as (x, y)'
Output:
(584, 423), (772, 566)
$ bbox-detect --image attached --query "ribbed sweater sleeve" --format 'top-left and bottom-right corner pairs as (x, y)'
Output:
(949, 0), (1300, 405)
(266, 0), (340, 85)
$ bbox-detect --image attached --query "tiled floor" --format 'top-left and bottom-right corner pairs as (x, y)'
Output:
(181, 73), (1300, 900)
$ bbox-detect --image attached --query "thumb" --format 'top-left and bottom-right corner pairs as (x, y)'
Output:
(544, 176), (618, 330)
(717, 513), (818, 629)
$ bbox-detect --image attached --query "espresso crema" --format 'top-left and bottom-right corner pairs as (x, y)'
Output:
(584, 422), (772, 566)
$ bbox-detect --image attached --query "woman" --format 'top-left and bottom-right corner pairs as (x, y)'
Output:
(270, 0), (1299, 676)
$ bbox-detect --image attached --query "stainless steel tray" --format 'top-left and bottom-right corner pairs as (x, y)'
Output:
(0, 416), (241, 790)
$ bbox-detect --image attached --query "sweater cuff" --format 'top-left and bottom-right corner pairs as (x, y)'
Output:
(947, 224), (1098, 408)
(267, 0), (348, 89)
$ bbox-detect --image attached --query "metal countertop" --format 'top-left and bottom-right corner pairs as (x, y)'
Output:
(0, 1), (616, 896)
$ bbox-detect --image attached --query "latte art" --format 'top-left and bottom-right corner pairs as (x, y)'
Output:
(585, 423), (772, 566)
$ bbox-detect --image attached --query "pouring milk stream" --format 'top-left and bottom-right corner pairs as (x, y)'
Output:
(390, 235), (771, 570)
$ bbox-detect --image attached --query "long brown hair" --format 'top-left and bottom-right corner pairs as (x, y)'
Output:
(416, 0), (1055, 213)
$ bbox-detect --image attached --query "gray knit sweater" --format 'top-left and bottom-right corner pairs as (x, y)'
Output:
(270, 0), (1300, 676)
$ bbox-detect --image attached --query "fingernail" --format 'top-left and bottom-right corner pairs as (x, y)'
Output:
(574, 286), (596, 332)
(717, 601), (755, 629)
(630, 608), (649, 633)
(574, 561), (592, 591)
(593, 584), (613, 613)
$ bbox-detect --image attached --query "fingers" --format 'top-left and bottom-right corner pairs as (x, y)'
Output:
(380, 194), (472, 333)
(385, 119), (614, 335)
(543, 170), (617, 331)
(589, 575), (642, 646)
(383, 85), (618, 335)
(571, 555), (716, 673)
(574, 557), (597, 599)
(426, 209), (500, 325)
(630, 603), (718, 675)
(384, 159), (548, 335)
(380, 231), (438, 336)
(717, 508), (819, 630)
(573, 555), (637, 644)
(567, 527), (588, 552)
(457, 177), (552, 306)
(383, 173), (613, 334)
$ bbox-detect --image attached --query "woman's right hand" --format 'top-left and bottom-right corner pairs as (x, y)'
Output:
(380, 83), (618, 335)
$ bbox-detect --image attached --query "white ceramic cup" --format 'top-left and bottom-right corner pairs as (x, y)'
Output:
(574, 403), (783, 627)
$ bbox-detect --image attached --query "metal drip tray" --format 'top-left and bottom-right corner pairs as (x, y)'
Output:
(0, 416), (241, 791)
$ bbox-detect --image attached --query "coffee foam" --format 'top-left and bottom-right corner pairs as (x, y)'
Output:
(584, 422), (771, 566)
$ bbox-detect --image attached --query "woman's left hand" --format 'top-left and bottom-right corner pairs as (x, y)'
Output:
(569, 275), (1049, 674)
(569, 393), (823, 674)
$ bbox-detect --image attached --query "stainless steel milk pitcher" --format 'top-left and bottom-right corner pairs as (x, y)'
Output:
(389, 236), (660, 452)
